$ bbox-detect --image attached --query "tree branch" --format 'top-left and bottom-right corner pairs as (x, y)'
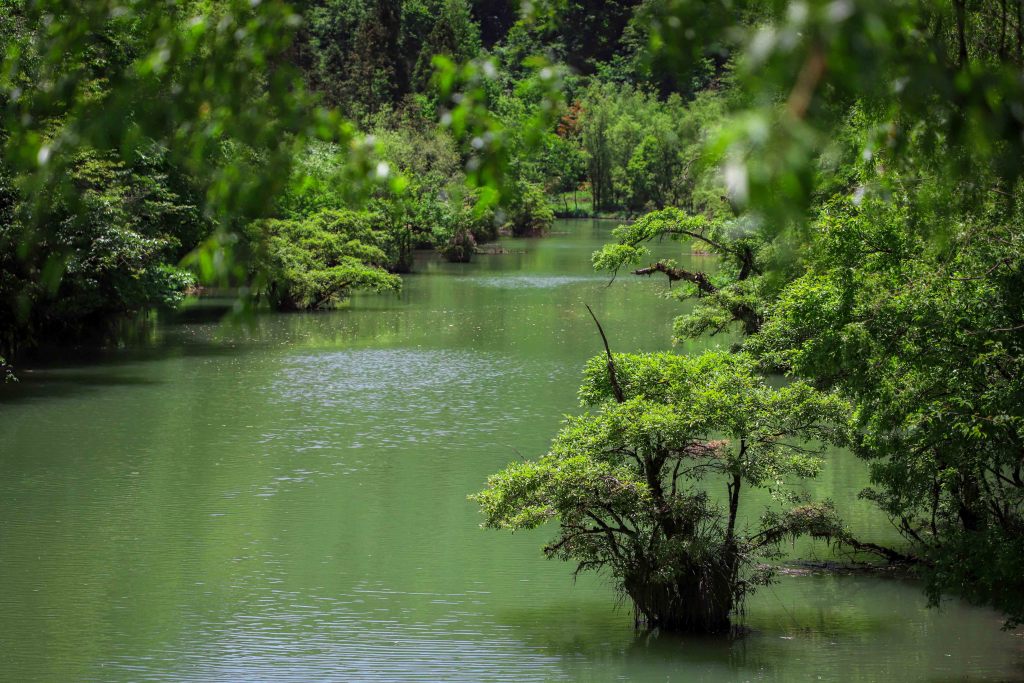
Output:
(633, 261), (717, 295)
(586, 304), (625, 403)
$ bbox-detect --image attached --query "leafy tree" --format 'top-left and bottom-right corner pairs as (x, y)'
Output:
(539, 131), (586, 213)
(372, 115), (501, 259)
(244, 209), (401, 311)
(303, 0), (405, 119)
(551, 0), (643, 74)
(0, 146), (200, 353)
(411, 0), (482, 91)
(578, 83), (617, 211)
(278, 137), (412, 268)
(575, 83), (718, 214)
(592, 208), (765, 337)
(503, 179), (554, 235)
(748, 193), (1024, 626)
(474, 350), (850, 632)
(0, 0), (331, 358)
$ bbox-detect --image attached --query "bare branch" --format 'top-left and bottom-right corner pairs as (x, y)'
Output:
(586, 304), (625, 403)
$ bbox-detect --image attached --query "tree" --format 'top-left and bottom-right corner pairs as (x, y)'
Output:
(474, 349), (851, 633)
(303, 0), (405, 118)
(538, 132), (586, 212)
(244, 209), (401, 311)
(0, 0), (322, 358)
(0, 145), (201, 354)
(575, 84), (712, 214)
(503, 179), (555, 235)
(411, 0), (482, 91)
(578, 84), (615, 211)
(554, 0), (643, 74)
(748, 193), (1024, 627)
(592, 208), (765, 337)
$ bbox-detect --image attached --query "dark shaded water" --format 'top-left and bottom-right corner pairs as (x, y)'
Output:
(1, 220), (1021, 681)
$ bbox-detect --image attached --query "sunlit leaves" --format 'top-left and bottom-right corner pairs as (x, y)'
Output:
(243, 209), (402, 311)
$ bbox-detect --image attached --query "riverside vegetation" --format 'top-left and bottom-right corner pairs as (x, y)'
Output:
(2, 0), (1022, 636)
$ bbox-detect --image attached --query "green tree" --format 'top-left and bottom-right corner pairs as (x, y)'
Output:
(748, 193), (1024, 626)
(0, 0), (326, 358)
(0, 145), (201, 353)
(412, 0), (482, 91)
(503, 179), (554, 235)
(553, 0), (643, 74)
(474, 350), (850, 632)
(578, 83), (616, 210)
(244, 209), (401, 311)
(303, 0), (405, 119)
(592, 208), (765, 337)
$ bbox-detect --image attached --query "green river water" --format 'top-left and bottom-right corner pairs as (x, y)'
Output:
(0, 219), (1021, 681)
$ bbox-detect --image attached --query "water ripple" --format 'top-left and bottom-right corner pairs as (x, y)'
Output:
(260, 348), (545, 454)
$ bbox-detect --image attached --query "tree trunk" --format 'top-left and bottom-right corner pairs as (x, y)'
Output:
(625, 563), (736, 634)
(954, 0), (968, 67)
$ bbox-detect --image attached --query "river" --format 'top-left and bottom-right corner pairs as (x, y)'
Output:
(0, 219), (1021, 681)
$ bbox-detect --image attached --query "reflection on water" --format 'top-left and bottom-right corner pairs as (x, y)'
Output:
(0, 220), (1021, 681)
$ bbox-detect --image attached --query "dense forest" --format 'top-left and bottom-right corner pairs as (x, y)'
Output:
(2, 0), (1023, 643)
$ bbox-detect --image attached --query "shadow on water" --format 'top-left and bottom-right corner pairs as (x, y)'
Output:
(1, 333), (269, 405)
(486, 569), (1024, 681)
(490, 596), (779, 680)
(0, 370), (166, 404)
(9, 337), (260, 369)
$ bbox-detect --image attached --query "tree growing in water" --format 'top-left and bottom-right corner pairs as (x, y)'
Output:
(473, 349), (851, 632)
(244, 209), (401, 311)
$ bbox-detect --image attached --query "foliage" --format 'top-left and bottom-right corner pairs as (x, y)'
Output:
(244, 209), (401, 311)
(748, 192), (1024, 627)
(503, 179), (554, 236)
(593, 208), (767, 337)
(519, 0), (643, 75)
(576, 82), (728, 213)
(0, 0), (335, 357)
(537, 130), (586, 210)
(0, 146), (199, 353)
(1, 0), (320, 226)
(302, 0), (482, 120)
(474, 350), (850, 632)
